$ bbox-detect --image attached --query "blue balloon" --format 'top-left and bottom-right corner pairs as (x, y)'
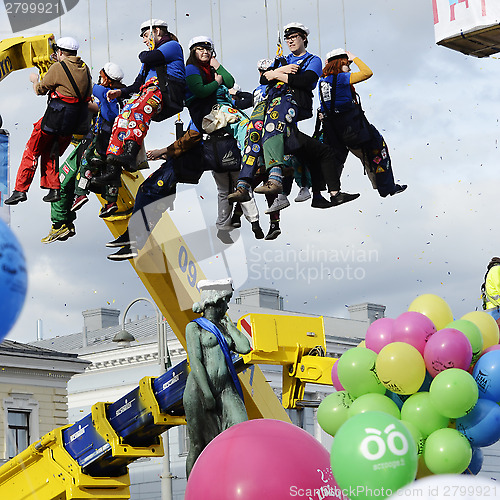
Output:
(456, 398), (500, 447)
(0, 219), (27, 340)
(472, 351), (500, 402)
(463, 447), (483, 475)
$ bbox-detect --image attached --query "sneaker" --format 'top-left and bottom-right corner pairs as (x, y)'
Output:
(230, 212), (242, 228)
(311, 196), (334, 209)
(265, 223), (281, 240)
(228, 187), (251, 203)
(40, 224), (70, 244)
(254, 180), (283, 195)
(42, 189), (61, 203)
(58, 224), (76, 241)
(107, 245), (138, 261)
(4, 190), (27, 205)
(265, 196), (290, 214)
(390, 184), (407, 196)
(294, 186), (311, 202)
(99, 202), (118, 218)
(106, 230), (136, 248)
(71, 194), (89, 212)
(330, 192), (360, 206)
(251, 221), (264, 239)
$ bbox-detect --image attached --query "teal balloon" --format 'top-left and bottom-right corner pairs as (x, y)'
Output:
(317, 391), (354, 437)
(400, 392), (449, 438)
(349, 393), (401, 420)
(337, 347), (385, 398)
(429, 368), (478, 419)
(331, 412), (418, 500)
(0, 220), (27, 340)
(446, 319), (483, 364)
(424, 428), (472, 474)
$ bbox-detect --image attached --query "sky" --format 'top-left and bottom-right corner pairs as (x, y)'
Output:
(1, 0), (499, 344)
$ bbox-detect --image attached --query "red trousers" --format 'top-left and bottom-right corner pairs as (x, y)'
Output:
(106, 83), (162, 157)
(15, 117), (72, 191)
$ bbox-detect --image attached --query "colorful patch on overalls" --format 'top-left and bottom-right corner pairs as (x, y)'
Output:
(245, 146), (251, 154)
(118, 131), (126, 141)
(254, 121), (263, 131)
(157, 180), (164, 187)
(122, 111), (131, 119)
(285, 114), (293, 123)
(252, 144), (261, 153)
(373, 156), (382, 164)
(227, 108), (238, 114)
(381, 148), (388, 159)
(271, 97), (281, 107)
(109, 144), (119, 154)
(134, 129), (143, 137)
(242, 154), (248, 162)
(62, 165), (70, 174)
(270, 111), (279, 120)
(144, 105), (153, 114)
(288, 108), (296, 117)
(118, 118), (128, 129)
(128, 121), (137, 129)
(265, 123), (275, 132)
(250, 132), (260, 143)
(139, 123), (147, 132)
(134, 113), (144, 121)
(376, 166), (385, 173)
(276, 121), (285, 132)
(247, 156), (255, 165)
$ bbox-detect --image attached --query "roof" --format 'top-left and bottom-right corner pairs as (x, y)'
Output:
(0, 338), (80, 359)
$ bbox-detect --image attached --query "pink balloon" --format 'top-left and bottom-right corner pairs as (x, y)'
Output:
(482, 344), (500, 356)
(392, 311), (437, 355)
(365, 317), (394, 353)
(185, 419), (346, 500)
(331, 360), (345, 391)
(424, 328), (473, 378)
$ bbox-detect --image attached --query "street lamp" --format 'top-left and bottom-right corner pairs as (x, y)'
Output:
(112, 297), (172, 500)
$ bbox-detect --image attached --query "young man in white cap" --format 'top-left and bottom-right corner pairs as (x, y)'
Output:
(103, 19), (185, 177)
(5, 36), (91, 206)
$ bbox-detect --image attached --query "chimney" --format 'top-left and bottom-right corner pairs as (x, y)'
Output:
(82, 308), (120, 331)
(82, 325), (88, 348)
(236, 288), (283, 310)
(36, 319), (43, 341)
(348, 303), (386, 324)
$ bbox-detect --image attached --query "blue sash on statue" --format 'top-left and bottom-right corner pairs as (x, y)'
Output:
(192, 317), (244, 401)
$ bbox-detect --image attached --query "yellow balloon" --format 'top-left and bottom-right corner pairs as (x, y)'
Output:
(408, 294), (453, 330)
(461, 311), (500, 351)
(357, 340), (366, 348)
(376, 342), (426, 395)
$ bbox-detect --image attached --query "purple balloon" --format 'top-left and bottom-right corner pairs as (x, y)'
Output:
(365, 317), (394, 353)
(392, 311), (437, 355)
(424, 328), (473, 378)
(331, 360), (345, 391)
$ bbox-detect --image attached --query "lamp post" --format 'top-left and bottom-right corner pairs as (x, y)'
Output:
(112, 297), (172, 500)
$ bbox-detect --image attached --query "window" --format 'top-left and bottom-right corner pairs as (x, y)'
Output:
(7, 411), (30, 459)
(178, 425), (190, 456)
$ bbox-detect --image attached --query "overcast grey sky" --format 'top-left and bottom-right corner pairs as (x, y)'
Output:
(1, 0), (499, 343)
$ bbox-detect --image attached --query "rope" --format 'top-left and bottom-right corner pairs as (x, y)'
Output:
(210, 0), (215, 43)
(342, 0), (347, 49)
(105, 0), (110, 60)
(87, 0), (93, 70)
(316, 0), (322, 59)
(217, 0), (223, 62)
(174, 0), (178, 37)
(264, 0), (270, 59)
(58, 10), (61, 38)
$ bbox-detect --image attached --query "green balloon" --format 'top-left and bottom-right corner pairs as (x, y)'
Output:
(400, 392), (449, 438)
(429, 368), (478, 419)
(317, 391), (354, 437)
(349, 393), (401, 420)
(331, 411), (418, 500)
(424, 427), (472, 474)
(400, 420), (425, 456)
(337, 347), (385, 398)
(446, 319), (483, 363)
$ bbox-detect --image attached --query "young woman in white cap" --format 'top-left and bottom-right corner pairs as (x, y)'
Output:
(5, 36), (91, 207)
(318, 49), (407, 198)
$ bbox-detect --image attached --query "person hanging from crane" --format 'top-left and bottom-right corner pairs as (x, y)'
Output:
(481, 257), (500, 326)
(5, 37), (92, 206)
(227, 23), (359, 209)
(184, 36), (264, 241)
(98, 19), (185, 187)
(317, 49), (407, 198)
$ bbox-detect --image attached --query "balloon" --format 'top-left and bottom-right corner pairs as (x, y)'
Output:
(472, 350), (500, 402)
(423, 428), (472, 474)
(456, 398), (500, 447)
(185, 419), (345, 500)
(392, 311), (436, 355)
(348, 393), (401, 420)
(400, 420), (425, 456)
(365, 317), (394, 354)
(429, 369), (478, 419)
(388, 473), (497, 499)
(0, 219), (27, 341)
(446, 320), (483, 364)
(401, 392), (449, 438)
(482, 344), (500, 355)
(337, 347), (385, 398)
(463, 447), (483, 475)
(331, 360), (345, 391)
(376, 342), (426, 395)
(423, 328), (473, 377)
(408, 294), (453, 330)
(317, 391), (354, 437)
(461, 311), (500, 351)
(331, 412), (418, 500)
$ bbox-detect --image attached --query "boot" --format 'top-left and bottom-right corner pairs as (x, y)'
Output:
(107, 141), (141, 170)
(92, 164), (122, 187)
(42, 189), (61, 203)
(4, 190), (27, 205)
